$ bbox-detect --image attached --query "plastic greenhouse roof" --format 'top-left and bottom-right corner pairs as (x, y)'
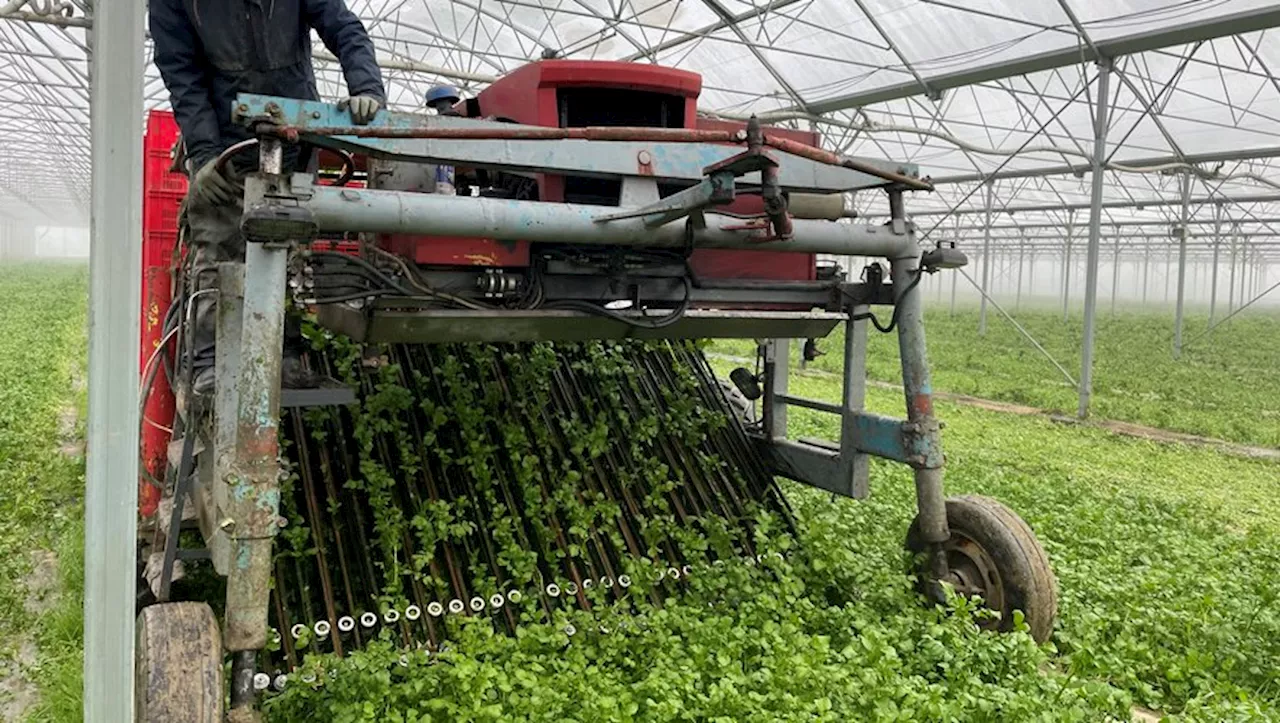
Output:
(2, 0), (1280, 254)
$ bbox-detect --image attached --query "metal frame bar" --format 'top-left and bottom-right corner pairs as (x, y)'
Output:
(83, 0), (143, 718)
(1078, 61), (1111, 418)
(791, 5), (1280, 115)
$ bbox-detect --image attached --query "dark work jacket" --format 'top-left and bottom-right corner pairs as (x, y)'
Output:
(150, 0), (385, 171)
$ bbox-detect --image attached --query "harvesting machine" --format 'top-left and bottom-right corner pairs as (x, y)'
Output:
(135, 60), (1057, 721)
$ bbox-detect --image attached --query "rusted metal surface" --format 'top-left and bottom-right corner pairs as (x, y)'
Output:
(271, 124), (742, 143)
(266, 121), (930, 191)
(299, 180), (922, 258)
(223, 166), (289, 652)
(889, 250), (951, 596)
(762, 135), (933, 191)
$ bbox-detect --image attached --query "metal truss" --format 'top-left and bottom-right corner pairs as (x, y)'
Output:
(2, 0), (1280, 245)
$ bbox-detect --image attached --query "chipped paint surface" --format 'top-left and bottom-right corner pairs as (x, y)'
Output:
(464, 253), (499, 266)
(255, 488), (280, 513)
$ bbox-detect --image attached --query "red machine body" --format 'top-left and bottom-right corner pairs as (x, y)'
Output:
(138, 61), (821, 518)
(389, 60), (817, 282)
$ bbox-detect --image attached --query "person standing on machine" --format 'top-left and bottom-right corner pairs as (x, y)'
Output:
(150, 0), (386, 397)
(424, 84), (461, 195)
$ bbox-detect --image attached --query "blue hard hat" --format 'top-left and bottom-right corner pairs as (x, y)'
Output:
(425, 85), (460, 105)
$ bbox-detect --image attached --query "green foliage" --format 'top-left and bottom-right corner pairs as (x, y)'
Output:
(712, 306), (1280, 447)
(0, 263), (88, 721)
(775, 370), (1280, 720)
(265, 543), (1129, 723)
(266, 347), (1278, 722)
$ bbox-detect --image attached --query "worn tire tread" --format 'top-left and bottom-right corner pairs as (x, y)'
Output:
(906, 495), (1058, 643)
(135, 602), (224, 723)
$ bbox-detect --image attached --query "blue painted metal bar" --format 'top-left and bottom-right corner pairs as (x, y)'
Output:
(891, 249), (950, 594)
(295, 179), (922, 258)
(234, 94), (920, 194)
(222, 144), (288, 662)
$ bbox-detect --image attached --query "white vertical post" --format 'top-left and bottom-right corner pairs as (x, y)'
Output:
(1173, 171), (1190, 358)
(1016, 237), (1025, 310)
(1164, 251), (1171, 304)
(1226, 225), (1237, 319)
(1142, 251), (1150, 305)
(978, 181), (993, 335)
(85, 0), (145, 720)
(1062, 215), (1074, 321)
(1078, 61), (1110, 419)
(1209, 206), (1221, 325)
(949, 262), (958, 315)
(1110, 231), (1120, 314)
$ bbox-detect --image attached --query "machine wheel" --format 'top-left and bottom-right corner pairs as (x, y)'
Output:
(135, 602), (224, 723)
(905, 495), (1057, 643)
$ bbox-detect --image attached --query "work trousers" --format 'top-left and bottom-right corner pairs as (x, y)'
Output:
(186, 197), (305, 370)
(185, 194), (245, 371)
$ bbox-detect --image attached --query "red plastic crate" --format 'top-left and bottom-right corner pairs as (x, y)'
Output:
(144, 189), (184, 235)
(146, 150), (188, 195)
(140, 110), (184, 521)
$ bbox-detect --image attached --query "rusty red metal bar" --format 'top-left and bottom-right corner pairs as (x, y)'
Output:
(272, 125), (744, 143)
(762, 135), (933, 191)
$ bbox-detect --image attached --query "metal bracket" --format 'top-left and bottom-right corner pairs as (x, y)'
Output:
(594, 171), (735, 226)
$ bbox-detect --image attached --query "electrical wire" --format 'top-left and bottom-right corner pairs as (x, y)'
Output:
(366, 245), (492, 310)
(541, 273), (693, 330)
(849, 263), (925, 334)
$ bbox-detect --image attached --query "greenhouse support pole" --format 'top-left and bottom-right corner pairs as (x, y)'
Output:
(1078, 61), (1110, 419)
(1173, 171), (1190, 358)
(1227, 224), (1238, 319)
(1239, 238), (1249, 314)
(1209, 205), (1221, 325)
(84, 0), (144, 719)
(978, 181), (993, 335)
(1016, 239), (1025, 310)
(1164, 253), (1171, 304)
(949, 263), (957, 315)
(1110, 232), (1121, 314)
(1142, 252), (1150, 304)
(1062, 215), (1074, 321)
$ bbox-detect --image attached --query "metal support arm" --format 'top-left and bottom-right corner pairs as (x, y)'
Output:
(234, 94), (925, 195)
(290, 177), (922, 259)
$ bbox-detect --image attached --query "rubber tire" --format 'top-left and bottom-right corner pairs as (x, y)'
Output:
(906, 495), (1058, 643)
(135, 602), (224, 723)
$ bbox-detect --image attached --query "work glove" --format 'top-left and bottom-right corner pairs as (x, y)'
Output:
(339, 95), (381, 125)
(190, 158), (240, 206)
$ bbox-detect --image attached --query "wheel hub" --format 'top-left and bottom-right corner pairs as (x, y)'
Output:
(941, 534), (1006, 627)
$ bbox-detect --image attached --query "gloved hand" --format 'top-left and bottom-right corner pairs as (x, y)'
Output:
(339, 95), (381, 125)
(189, 158), (240, 206)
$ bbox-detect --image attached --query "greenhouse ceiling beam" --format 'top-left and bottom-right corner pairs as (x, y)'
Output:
(0, 11), (501, 86)
(948, 234), (1280, 243)
(931, 147), (1280, 186)
(1053, 0), (1188, 167)
(901, 193), (1280, 217)
(694, 0), (810, 110)
(618, 0), (802, 62)
(795, 4), (1280, 115)
(942, 218), (1280, 232)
